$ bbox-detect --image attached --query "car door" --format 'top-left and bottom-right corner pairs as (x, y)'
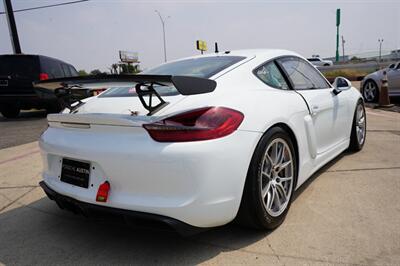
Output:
(387, 63), (400, 94)
(277, 56), (349, 155)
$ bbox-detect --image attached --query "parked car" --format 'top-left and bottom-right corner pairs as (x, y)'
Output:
(0, 54), (78, 118)
(361, 61), (400, 102)
(307, 57), (333, 67)
(36, 50), (365, 234)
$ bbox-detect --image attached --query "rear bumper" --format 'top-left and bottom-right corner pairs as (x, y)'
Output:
(0, 91), (58, 108)
(39, 181), (203, 235)
(39, 125), (261, 228)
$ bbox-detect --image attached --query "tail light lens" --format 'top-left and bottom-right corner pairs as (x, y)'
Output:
(39, 73), (49, 81)
(92, 88), (106, 96)
(143, 107), (244, 142)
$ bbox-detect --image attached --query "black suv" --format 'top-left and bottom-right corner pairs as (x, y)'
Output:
(0, 54), (78, 118)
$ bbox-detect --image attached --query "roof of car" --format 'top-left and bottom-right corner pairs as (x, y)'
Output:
(157, 49), (303, 68)
(0, 54), (73, 65)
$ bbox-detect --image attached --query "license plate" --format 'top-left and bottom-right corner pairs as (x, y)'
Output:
(61, 158), (90, 188)
(0, 80), (8, 86)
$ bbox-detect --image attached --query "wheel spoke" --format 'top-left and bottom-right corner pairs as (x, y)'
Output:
(273, 143), (279, 164)
(267, 186), (275, 210)
(279, 176), (292, 182)
(276, 183), (287, 202)
(262, 170), (271, 178)
(262, 182), (271, 199)
(273, 185), (282, 206)
(277, 160), (291, 173)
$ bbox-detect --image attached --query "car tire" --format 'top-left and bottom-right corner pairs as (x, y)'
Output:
(236, 126), (297, 230)
(348, 100), (366, 152)
(46, 100), (64, 114)
(0, 104), (20, 118)
(324, 63), (330, 66)
(362, 80), (379, 103)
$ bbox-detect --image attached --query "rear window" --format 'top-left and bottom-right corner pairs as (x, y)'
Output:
(98, 85), (179, 98)
(0, 55), (39, 79)
(307, 58), (319, 62)
(142, 56), (246, 78)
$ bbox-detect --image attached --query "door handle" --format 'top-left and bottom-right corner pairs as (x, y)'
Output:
(311, 105), (319, 116)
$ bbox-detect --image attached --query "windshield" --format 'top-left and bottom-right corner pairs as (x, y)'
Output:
(99, 85), (179, 98)
(142, 56), (246, 78)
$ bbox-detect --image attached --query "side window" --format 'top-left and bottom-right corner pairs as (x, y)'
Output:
(254, 61), (289, 90)
(40, 57), (64, 78)
(61, 64), (71, 77)
(69, 65), (78, 76)
(278, 57), (330, 90)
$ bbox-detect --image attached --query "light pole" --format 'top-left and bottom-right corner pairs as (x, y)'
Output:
(341, 35), (345, 62)
(378, 38), (384, 62)
(3, 0), (22, 54)
(155, 10), (169, 62)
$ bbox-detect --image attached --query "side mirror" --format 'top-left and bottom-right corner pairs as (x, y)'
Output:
(332, 76), (351, 95)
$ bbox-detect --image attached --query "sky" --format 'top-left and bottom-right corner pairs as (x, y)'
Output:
(1, 0), (399, 72)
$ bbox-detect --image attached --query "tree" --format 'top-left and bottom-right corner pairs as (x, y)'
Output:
(78, 70), (88, 76)
(120, 63), (140, 74)
(350, 56), (361, 62)
(90, 69), (104, 75)
(111, 64), (118, 74)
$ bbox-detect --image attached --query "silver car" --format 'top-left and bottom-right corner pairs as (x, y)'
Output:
(361, 62), (400, 102)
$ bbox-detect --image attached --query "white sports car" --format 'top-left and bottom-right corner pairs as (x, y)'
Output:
(35, 49), (366, 234)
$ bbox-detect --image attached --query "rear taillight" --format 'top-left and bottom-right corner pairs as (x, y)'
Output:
(143, 107), (244, 142)
(39, 73), (49, 81)
(92, 88), (106, 96)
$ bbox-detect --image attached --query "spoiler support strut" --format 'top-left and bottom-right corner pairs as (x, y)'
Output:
(135, 82), (169, 115)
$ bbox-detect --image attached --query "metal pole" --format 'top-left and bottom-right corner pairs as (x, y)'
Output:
(335, 8), (340, 62)
(155, 10), (168, 62)
(378, 39), (383, 62)
(341, 35), (345, 62)
(336, 26), (339, 62)
(3, 0), (22, 54)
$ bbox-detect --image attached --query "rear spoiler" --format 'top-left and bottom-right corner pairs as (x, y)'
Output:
(34, 74), (217, 115)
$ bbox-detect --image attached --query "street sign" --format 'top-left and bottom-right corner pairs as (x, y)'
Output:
(196, 40), (207, 52)
(119, 51), (139, 63)
(336, 8), (341, 26)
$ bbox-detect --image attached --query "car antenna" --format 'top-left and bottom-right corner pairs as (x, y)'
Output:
(215, 42), (219, 53)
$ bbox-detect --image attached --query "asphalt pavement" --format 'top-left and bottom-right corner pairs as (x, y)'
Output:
(0, 107), (399, 265)
(0, 110), (47, 149)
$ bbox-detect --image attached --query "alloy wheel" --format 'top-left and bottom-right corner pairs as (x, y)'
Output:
(260, 138), (294, 217)
(363, 82), (377, 102)
(356, 104), (366, 145)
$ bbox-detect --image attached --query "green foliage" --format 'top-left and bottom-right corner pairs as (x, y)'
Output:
(321, 69), (368, 81)
(120, 64), (140, 74)
(78, 70), (88, 76)
(350, 56), (362, 62)
(90, 69), (103, 75)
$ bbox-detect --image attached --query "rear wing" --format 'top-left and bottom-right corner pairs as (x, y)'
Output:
(34, 74), (217, 115)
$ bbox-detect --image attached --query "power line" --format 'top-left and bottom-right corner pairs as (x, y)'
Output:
(0, 0), (89, 15)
